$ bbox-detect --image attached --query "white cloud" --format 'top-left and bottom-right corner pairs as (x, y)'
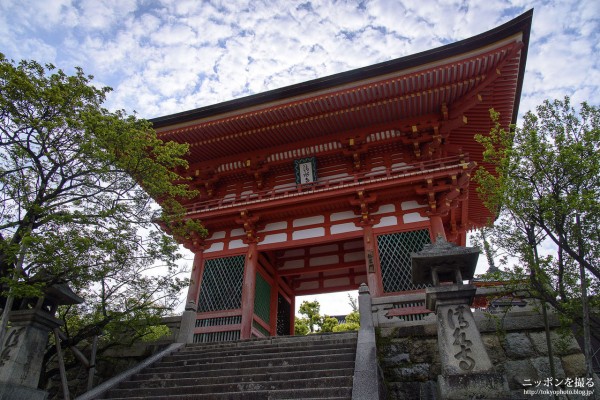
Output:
(1, 0), (599, 120)
(77, 0), (137, 31)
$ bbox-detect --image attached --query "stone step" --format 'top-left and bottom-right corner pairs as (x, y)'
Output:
(144, 352), (356, 374)
(170, 340), (357, 360)
(130, 359), (356, 381)
(159, 346), (355, 366)
(183, 332), (357, 351)
(104, 376), (353, 398)
(119, 367), (354, 389)
(102, 386), (352, 399)
(99, 332), (357, 400)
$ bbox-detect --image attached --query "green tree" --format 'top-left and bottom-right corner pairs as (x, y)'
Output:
(0, 54), (206, 394)
(294, 316), (310, 336)
(333, 311), (360, 332)
(320, 315), (339, 333)
(474, 97), (599, 378)
(298, 300), (321, 333)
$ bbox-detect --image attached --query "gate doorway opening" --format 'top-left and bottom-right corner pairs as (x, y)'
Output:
(295, 291), (357, 319)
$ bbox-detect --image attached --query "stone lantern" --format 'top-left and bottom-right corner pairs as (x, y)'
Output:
(0, 282), (83, 400)
(411, 238), (509, 400)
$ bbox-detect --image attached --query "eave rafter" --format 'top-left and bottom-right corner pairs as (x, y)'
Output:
(415, 160), (476, 217)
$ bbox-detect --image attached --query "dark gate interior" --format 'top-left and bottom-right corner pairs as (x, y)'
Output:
(276, 293), (291, 336)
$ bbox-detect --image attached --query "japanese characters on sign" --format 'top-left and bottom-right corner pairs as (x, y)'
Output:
(294, 157), (317, 185)
(522, 377), (595, 398)
(446, 305), (476, 371)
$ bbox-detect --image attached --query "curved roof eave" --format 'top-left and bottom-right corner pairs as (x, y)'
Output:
(150, 9), (532, 129)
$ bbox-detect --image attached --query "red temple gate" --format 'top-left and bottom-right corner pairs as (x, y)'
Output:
(151, 11), (532, 342)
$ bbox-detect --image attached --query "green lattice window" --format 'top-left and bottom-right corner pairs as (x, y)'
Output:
(198, 255), (244, 313)
(254, 273), (271, 324)
(377, 229), (431, 293)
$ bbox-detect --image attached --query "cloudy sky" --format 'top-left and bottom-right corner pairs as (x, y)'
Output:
(2, 0), (598, 121)
(1, 0), (598, 316)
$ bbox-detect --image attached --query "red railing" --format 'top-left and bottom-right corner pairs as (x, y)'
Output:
(185, 154), (470, 215)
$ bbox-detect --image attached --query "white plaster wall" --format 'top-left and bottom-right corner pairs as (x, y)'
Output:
(320, 172), (352, 183)
(401, 200), (427, 210)
(259, 221), (288, 232)
(204, 242), (224, 253)
(230, 228), (245, 237)
(297, 281), (319, 291)
(310, 244), (339, 254)
(222, 193), (236, 203)
(366, 166), (386, 177)
(392, 162), (410, 171)
(282, 248), (305, 258)
(331, 222), (361, 235)
(373, 204), (396, 214)
(273, 183), (296, 193)
(330, 210), (358, 221)
(261, 233), (288, 245)
(293, 215), (325, 227)
(374, 216), (398, 228)
(292, 227), (325, 240)
(324, 277), (351, 288)
(281, 259), (305, 270)
(403, 212), (429, 223)
(309, 255), (339, 267)
(344, 251), (365, 262)
(208, 231), (226, 240)
(228, 239), (248, 249)
(344, 240), (363, 250)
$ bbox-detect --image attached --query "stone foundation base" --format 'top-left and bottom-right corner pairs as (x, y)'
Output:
(0, 383), (48, 400)
(437, 373), (510, 400)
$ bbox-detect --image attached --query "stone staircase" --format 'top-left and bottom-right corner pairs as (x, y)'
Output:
(99, 331), (357, 399)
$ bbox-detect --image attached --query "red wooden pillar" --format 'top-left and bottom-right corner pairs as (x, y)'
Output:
(289, 294), (295, 336)
(363, 225), (383, 298)
(269, 278), (279, 336)
(430, 215), (447, 242)
(240, 242), (258, 339)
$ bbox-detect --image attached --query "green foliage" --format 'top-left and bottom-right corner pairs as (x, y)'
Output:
(298, 300), (321, 333)
(295, 300), (360, 334)
(332, 322), (360, 332)
(320, 316), (339, 333)
(140, 324), (171, 342)
(294, 316), (310, 336)
(473, 97), (600, 340)
(345, 310), (360, 325)
(0, 54), (206, 393)
(333, 311), (360, 332)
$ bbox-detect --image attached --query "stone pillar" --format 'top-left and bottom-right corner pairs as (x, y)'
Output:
(177, 250), (204, 343)
(426, 286), (508, 399)
(351, 284), (381, 400)
(411, 238), (509, 400)
(0, 310), (61, 400)
(0, 283), (82, 400)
